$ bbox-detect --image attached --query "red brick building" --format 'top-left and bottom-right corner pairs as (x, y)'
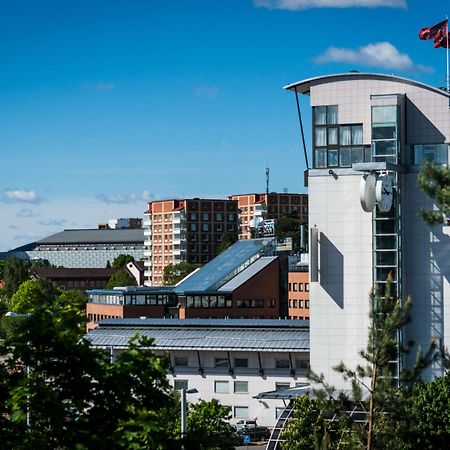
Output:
(228, 193), (308, 240)
(144, 198), (239, 286)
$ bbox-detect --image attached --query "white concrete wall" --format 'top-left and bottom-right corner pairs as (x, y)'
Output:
(164, 350), (309, 428)
(309, 172), (373, 390)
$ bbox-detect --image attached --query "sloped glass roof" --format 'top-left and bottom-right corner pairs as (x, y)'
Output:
(174, 238), (277, 294)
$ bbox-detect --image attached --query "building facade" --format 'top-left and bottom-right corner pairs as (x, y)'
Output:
(285, 72), (450, 389)
(86, 318), (310, 428)
(143, 198), (239, 285)
(288, 255), (309, 320)
(3, 228), (144, 268)
(35, 267), (117, 292)
(229, 193), (308, 240)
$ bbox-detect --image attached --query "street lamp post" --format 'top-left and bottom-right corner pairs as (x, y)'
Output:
(180, 388), (198, 450)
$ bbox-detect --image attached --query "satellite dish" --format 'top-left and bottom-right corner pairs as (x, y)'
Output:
(250, 216), (263, 228)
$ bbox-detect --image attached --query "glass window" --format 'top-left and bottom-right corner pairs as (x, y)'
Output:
(315, 149), (327, 168)
(315, 128), (327, 146)
(234, 358), (248, 368)
(175, 357), (188, 366)
(314, 106), (327, 125)
(299, 283), (304, 292)
(373, 125), (396, 140)
(275, 382), (290, 390)
(276, 407), (285, 419)
(295, 359), (310, 369)
(190, 213), (197, 221)
(339, 147), (352, 167)
(372, 105), (397, 124)
(351, 147), (364, 164)
(202, 296), (209, 308)
(209, 296), (217, 308)
(352, 125), (363, 145)
(174, 380), (188, 390)
(215, 380), (229, 393)
(234, 406), (249, 419)
(234, 381), (248, 393)
(327, 105), (338, 124)
(328, 149), (338, 167)
(413, 144), (448, 165)
(275, 359), (290, 369)
(215, 357), (229, 368)
(202, 213), (209, 221)
(328, 127), (338, 145)
(340, 126), (351, 146)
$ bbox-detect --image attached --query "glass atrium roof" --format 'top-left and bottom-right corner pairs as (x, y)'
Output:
(174, 238), (277, 294)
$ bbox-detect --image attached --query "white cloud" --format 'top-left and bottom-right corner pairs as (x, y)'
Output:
(3, 189), (44, 204)
(38, 219), (68, 227)
(96, 82), (114, 91)
(314, 42), (433, 73)
(254, 0), (406, 10)
(195, 85), (219, 99)
(16, 208), (36, 218)
(96, 190), (155, 205)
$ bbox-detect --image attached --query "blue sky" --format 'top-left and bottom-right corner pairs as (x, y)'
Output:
(1, 0), (448, 251)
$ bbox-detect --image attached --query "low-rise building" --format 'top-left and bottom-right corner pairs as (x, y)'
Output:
(35, 267), (117, 292)
(86, 238), (287, 329)
(85, 318), (310, 427)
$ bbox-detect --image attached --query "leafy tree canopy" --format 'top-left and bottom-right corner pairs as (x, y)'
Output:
(9, 278), (61, 314)
(1, 257), (30, 299)
(418, 161), (450, 225)
(0, 286), (177, 449)
(163, 262), (200, 286)
(185, 399), (234, 450)
(57, 289), (88, 309)
(112, 254), (135, 269)
(274, 212), (306, 252)
(107, 270), (137, 289)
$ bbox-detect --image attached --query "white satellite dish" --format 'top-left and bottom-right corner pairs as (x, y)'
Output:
(249, 216), (263, 228)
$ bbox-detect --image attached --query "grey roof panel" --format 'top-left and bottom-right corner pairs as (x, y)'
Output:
(85, 326), (309, 352)
(218, 256), (278, 292)
(36, 229), (144, 245)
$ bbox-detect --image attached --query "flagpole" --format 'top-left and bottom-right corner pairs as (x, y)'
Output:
(447, 15), (449, 97)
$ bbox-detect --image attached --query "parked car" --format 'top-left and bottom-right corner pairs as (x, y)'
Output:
(235, 419), (257, 431)
(236, 426), (271, 442)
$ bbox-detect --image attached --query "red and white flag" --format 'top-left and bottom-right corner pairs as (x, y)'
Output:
(419, 19), (449, 48)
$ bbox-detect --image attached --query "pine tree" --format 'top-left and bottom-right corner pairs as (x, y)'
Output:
(299, 278), (437, 450)
(418, 161), (450, 225)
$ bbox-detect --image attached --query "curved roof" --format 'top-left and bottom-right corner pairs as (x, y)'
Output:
(284, 72), (450, 98)
(36, 228), (144, 245)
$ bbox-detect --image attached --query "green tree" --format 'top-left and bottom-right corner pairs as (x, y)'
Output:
(400, 375), (450, 450)
(112, 254), (135, 269)
(185, 399), (234, 450)
(275, 212), (306, 252)
(107, 270), (137, 289)
(418, 161), (450, 225)
(0, 290), (177, 449)
(285, 279), (437, 450)
(281, 396), (323, 450)
(9, 278), (61, 314)
(57, 289), (87, 309)
(2, 257), (30, 299)
(163, 262), (200, 286)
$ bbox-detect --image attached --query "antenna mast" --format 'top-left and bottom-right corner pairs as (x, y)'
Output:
(265, 165), (270, 195)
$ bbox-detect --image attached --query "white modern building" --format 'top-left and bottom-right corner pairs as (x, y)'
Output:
(85, 318), (309, 427)
(284, 73), (450, 389)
